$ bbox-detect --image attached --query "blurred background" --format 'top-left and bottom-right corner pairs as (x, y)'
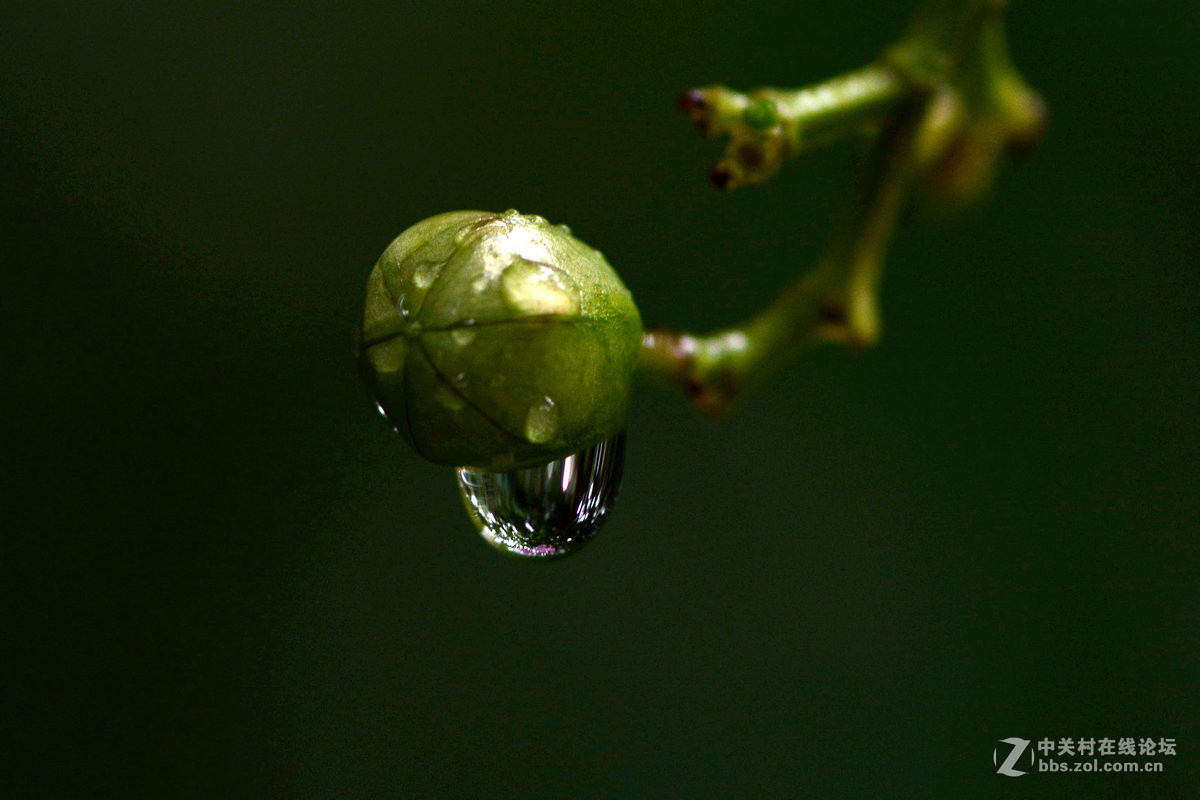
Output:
(4, 1), (1197, 797)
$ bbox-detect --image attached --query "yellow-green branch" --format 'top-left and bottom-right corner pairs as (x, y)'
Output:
(640, 0), (1044, 417)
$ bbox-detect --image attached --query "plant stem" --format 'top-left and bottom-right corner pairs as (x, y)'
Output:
(640, 97), (926, 417)
(642, 0), (1031, 416)
(681, 64), (908, 188)
(772, 66), (907, 149)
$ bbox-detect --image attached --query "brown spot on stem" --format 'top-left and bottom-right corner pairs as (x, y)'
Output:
(818, 303), (848, 325)
(708, 164), (732, 190)
(677, 89), (707, 112)
(737, 143), (764, 169)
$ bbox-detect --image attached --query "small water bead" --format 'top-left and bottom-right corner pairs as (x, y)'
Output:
(375, 401), (400, 434)
(523, 396), (558, 444)
(500, 258), (580, 317)
(456, 434), (626, 559)
(396, 292), (414, 320)
(411, 259), (442, 289)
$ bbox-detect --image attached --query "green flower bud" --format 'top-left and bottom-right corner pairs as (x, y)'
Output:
(358, 210), (642, 471)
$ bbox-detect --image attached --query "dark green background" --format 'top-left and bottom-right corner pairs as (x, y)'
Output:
(5, 1), (1197, 797)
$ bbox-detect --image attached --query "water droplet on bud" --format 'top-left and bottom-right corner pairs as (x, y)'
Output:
(456, 434), (626, 559)
(396, 293), (414, 320)
(523, 396), (558, 444)
(412, 259), (441, 289)
(500, 258), (580, 316)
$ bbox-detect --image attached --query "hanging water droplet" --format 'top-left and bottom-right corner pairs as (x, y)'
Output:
(456, 434), (626, 559)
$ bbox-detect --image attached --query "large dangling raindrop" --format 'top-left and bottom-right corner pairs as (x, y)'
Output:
(456, 434), (626, 559)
